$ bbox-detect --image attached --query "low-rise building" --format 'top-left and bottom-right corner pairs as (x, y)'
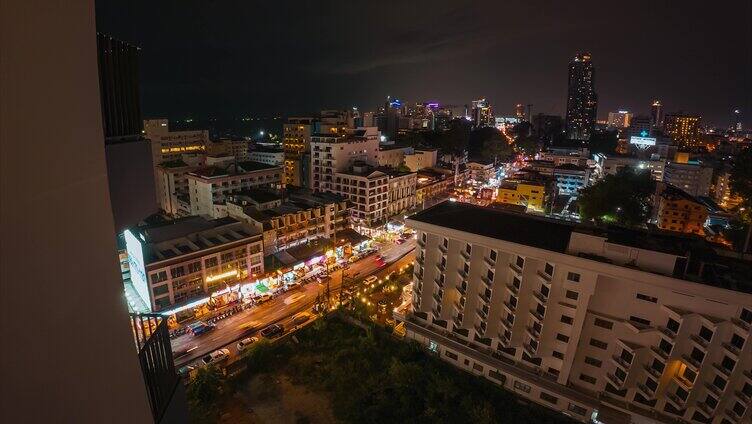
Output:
(124, 216), (264, 313)
(249, 147), (285, 166)
(713, 170), (743, 210)
(144, 118), (208, 165)
(377, 144), (413, 169)
(467, 160), (495, 182)
(333, 163), (389, 228)
(402, 202), (752, 424)
(187, 162), (283, 218)
(656, 185), (709, 235)
(496, 179), (549, 212)
(404, 148), (438, 171)
(524, 161), (591, 196)
(226, 188), (349, 254)
(592, 153), (665, 182)
(416, 168), (454, 206)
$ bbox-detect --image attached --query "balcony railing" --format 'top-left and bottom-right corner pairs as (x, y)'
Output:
(130, 314), (181, 423)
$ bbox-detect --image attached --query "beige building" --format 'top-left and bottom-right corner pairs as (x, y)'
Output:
(154, 157), (203, 216)
(664, 162), (713, 198)
(400, 202), (752, 424)
(226, 189), (349, 254)
(405, 148), (438, 171)
(386, 170), (417, 217)
(311, 127), (380, 193)
(187, 161), (283, 218)
(334, 164), (389, 228)
(144, 118), (209, 165)
(126, 216), (264, 312)
(377, 144), (412, 168)
(249, 148), (285, 166)
(714, 170), (743, 210)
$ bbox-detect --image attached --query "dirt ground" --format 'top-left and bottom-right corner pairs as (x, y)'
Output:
(217, 373), (337, 424)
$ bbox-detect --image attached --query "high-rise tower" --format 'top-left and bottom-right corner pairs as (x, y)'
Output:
(565, 53), (597, 141)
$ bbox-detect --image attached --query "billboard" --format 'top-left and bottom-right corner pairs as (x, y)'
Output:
(125, 229), (151, 312)
(630, 136), (656, 147)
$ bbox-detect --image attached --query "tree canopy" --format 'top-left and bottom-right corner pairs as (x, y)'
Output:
(730, 147), (752, 222)
(577, 167), (656, 226)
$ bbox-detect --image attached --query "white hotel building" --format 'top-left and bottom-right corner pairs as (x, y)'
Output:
(400, 202), (752, 424)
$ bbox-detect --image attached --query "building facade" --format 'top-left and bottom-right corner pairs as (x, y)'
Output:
(664, 114), (701, 149)
(565, 53), (598, 141)
(386, 171), (417, 217)
(713, 170), (743, 210)
(334, 164), (389, 228)
(310, 127), (380, 194)
(402, 202), (752, 424)
(144, 118), (209, 165)
(664, 162), (713, 198)
(656, 186), (709, 235)
(249, 148), (285, 166)
(187, 162), (283, 218)
(496, 180), (548, 212)
(125, 216), (264, 312)
(405, 148), (438, 171)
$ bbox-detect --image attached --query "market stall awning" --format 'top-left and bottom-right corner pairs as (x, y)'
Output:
(335, 228), (370, 246)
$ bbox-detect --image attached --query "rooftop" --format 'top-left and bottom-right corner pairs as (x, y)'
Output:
(407, 202), (752, 293)
(188, 161), (281, 178)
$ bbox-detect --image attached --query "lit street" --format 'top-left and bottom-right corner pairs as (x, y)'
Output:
(172, 238), (416, 368)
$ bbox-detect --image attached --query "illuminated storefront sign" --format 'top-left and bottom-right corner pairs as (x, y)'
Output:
(629, 136), (656, 148)
(205, 269), (238, 282)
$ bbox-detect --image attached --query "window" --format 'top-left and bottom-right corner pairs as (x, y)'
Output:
(552, 351), (564, 360)
(699, 326), (713, 343)
(620, 349), (634, 364)
(675, 387), (689, 401)
(150, 271), (168, 283)
(442, 238), (448, 248)
(742, 382), (752, 398)
(682, 367), (697, 384)
(513, 380), (531, 393)
(205, 257), (218, 268)
(465, 244), (472, 255)
(187, 262), (202, 273)
(690, 347), (705, 363)
(473, 363), (483, 372)
(547, 367), (560, 377)
(567, 272), (580, 282)
(579, 373), (597, 384)
(544, 262), (554, 276)
(645, 377), (658, 392)
(486, 269), (494, 282)
(590, 338), (608, 350)
(565, 290), (579, 300)
(568, 403), (586, 416)
(489, 249), (497, 262)
(712, 375), (726, 391)
(170, 266), (185, 279)
(615, 367), (627, 381)
(556, 333), (570, 343)
(636, 293), (657, 303)
(153, 284), (169, 296)
(220, 252), (234, 263)
(651, 358), (665, 374)
(659, 338), (673, 355)
(740, 307), (752, 324)
(515, 255), (524, 268)
(444, 350), (458, 360)
(539, 392), (558, 404)
(720, 355), (736, 373)
(584, 356), (602, 367)
(705, 394), (718, 409)
(666, 317), (680, 334)
(730, 333), (745, 350)
(540, 284), (549, 298)
(732, 402), (746, 418)
(629, 316), (651, 326)
(560, 315), (574, 325)
(594, 318), (613, 330)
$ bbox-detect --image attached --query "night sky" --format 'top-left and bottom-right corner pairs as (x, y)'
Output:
(97, 0), (751, 128)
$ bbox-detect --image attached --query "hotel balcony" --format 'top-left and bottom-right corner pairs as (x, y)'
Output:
(480, 275), (493, 288)
(649, 345), (669, 362)
(432, 292), (442, 304)
(635, 382), (655, 399)
(689, 334), (710, 350)
(453, 300), (464, 314)
(476, 308), (488, 321)
(474, 323), (487, 337)
(665, 391), (687, 410)
(417, 238), (425, 248)
(606, 373), (627, 390)
(526, 325), (540, 340)
(438, 244), (447, 254)
(483, 256), (495, 267)
(711, 362), (733, 378)
(529, 308), (545, 324)
(508, 262), (522, 275)
(721, 342), (741, 358)
(506, 282), (519, 296)
(452, 314), (463, 328)
(657, 326), (677, 340)
(457, 268), (468, 279)
(502, 300), (516, 314)
(704, 381), (724, 398)
(681, 354), (702, 373)
(460, 249), (471, 261)
(532, 290), (547, 305)
(456, 283), (467, 296)
(695, 400), (715, 417)
(643, 364), (663, 380)
(523, 340), (538, 357)
(434, 277), (445, 289)
(537, 270), (552, 284)
(611, 355), (633, 373)
(477, 291), (491, 304)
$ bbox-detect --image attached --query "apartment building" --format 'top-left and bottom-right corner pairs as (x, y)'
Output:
(386, 170), (417, 217)
(539, 149), (591, 168)
(249, 147), (284, 166)
(310, 127), (380, 194)
(524, 161), (592, 196)
(401, 202), (752, 424)
(377, 144), (413, 168)
(154, 157), (203, 216)
(125, 216), (264, 312)
(187, 161), (283, 218)
(226, 188), (349, 254)
(713, 170), (743, 210)
(405, 148), (438, 171)
(144, 118), (209, 165)
(334, 163), (389, 228)
(593, 153), (666, 182)
(664, 162), (713, 198)
(416, 168), (454, 205)
(656, 185), (709, 235)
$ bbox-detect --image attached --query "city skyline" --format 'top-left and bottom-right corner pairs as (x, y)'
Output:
(96, 0), (752, 128)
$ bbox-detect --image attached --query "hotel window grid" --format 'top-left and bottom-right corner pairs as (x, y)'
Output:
(566, 272), (580, 282)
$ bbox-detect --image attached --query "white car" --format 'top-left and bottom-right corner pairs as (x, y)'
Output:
(364, 275), (378, 285)
(201, 348), (230, 366)
(255, 293), (272, 303)
(236, 337), (259, 352)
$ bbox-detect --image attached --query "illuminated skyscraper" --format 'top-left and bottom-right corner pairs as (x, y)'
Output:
(471, 98), (494, 128)
(607, 110), (632, 128)
(565, 53), (598, 141)
(663, 114), (701, 148)
(650, 99), (663, 129)
(515, 103), (525, 121)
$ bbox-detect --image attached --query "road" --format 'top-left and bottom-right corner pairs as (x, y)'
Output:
(173, 238), (416, 368)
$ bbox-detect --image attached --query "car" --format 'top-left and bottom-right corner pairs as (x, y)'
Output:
(236, 337), (259, 352)
(187, 321), (216, 336)
(260, 323), (285, 338)
(177, 365), (195, 379)
(255, 293), (272, 303)
(292, 312), (311, 325)
(201, 348), (230, 366)
(363, 275), (378, 285)
(348, 255), (360, 263)
(286, 281), (301, 290)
